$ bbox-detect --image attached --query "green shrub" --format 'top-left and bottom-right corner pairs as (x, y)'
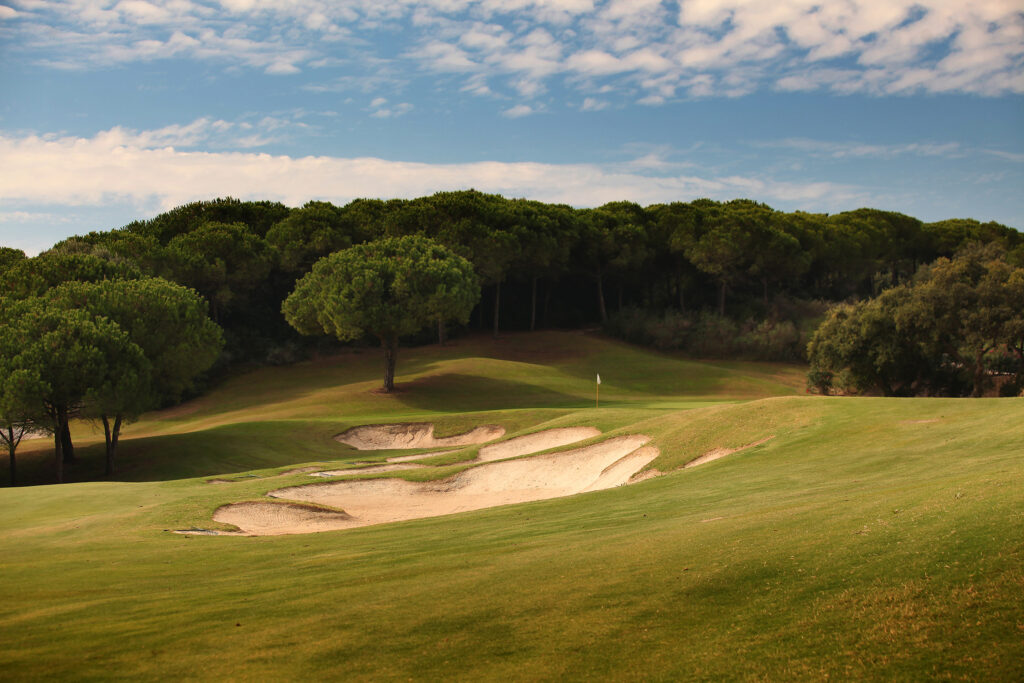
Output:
(606, 307), (813, 362)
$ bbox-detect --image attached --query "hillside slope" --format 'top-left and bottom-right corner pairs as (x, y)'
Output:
(1, 331), (1020, 680)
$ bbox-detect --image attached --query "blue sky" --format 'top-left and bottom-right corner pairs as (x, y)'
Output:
(1, 0), (1022, 254)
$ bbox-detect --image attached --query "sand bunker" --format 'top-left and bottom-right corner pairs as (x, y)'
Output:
(386, 450), (458, 463)
(383, 427), (600, 465)
(476, 426), (601, 462)
(217, 434), (657, 535)
(336, 423), (505, 450)
(205, 465), (324, 484)
(312, 463), (424, 477)
(212, 502), (353, 536)
(684, 436), (775, 468)
(628, 467), (664, 484)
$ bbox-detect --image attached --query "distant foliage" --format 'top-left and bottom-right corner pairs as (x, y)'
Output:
(606, 307), (815, 362)
(3, 191), (1022, 379)
(807, 245), (1024, 397)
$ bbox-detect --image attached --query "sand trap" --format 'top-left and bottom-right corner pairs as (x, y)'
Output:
(684, 436), (775, 468)
(317, 428), (602, 476)
(336, 423), (505, 450)
(584, 446), (660, 492)
(628, 467), (664, 484)
(216, 434), (657, 535)
(205, 465), (324, 484)
(312, 463), (424, 477)
(386, 449), (459, 463)
(281, 466), (325, 476)
(476, 426), (601, 462)
(213, 501), (354, 536)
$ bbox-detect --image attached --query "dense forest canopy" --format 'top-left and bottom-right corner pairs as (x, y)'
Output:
(7, 194), (1022, 359)
(2, 192), (1023, 387)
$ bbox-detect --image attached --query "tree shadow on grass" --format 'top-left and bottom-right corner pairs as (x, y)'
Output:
(393, 373), (586, 413)
(10, 420), (359, 485)
(6, 376), (584, 487)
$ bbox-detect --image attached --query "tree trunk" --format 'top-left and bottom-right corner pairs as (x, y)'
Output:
(596, 268), (608, 324)
(971, 349), (989, 398)
(530, 277), (538, 331)
(437, 318), (446, 346)
(382, 337), (398, 393)
(718, 281), (727, 317)
(493, 280), (501, 338)
(61, 420), (74, 463)
(617, 284), (623, 312)
(53, 407), (66, 484)
(6, 427), (15, 487)
(677, 273), (686, 312)
(762, 277), (769, 307)
(543, 285), (551, 326)
(102, 414), (123, 476)
(479, 287), (488, 331)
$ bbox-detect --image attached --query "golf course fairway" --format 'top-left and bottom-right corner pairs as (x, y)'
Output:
(1, 331), (1021, 680)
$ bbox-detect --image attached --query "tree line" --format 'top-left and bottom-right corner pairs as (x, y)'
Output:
(808, 244), (1024, 398)
(2, 192), (1022, 484)
(23, 193), (1024, 352)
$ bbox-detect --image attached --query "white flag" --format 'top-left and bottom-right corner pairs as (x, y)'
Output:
(596, 373), (601, 385)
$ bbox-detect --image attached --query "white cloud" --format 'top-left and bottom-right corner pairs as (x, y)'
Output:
(983, 149), (1024, 163)
(6, 0), (1024, 102)
(756, 138), (968, 159)
(114, 1), (172, 25)
(566, 49), (625, 75)
(370, 101), (413, 118)
(0, 125), (861, 215)
(0, 210), (67, 223)
(65, 115), (305, 151)
(406, 40), (480, 72)
(502, 104), (534, 118)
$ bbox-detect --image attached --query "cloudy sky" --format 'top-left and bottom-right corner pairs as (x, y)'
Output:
(1, 0), (1022, 254)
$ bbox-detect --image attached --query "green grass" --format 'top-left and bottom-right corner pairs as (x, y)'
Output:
(1, 331), (1021, 680)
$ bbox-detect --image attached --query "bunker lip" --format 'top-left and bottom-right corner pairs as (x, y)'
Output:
(212, 433), (659, 536)
(205, 465), (325, 484)
(684, 436), (775, 468)
(476, 426), (601, 462)
(386, 449), (459, 463)
(336, 423), (505, 451)
(381, 427), (603, 466)
(314, 463), (424, 477)
(211, 501), (354, 536)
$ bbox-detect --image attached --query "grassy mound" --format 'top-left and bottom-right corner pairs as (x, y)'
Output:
(1, 331), (1020, 679)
